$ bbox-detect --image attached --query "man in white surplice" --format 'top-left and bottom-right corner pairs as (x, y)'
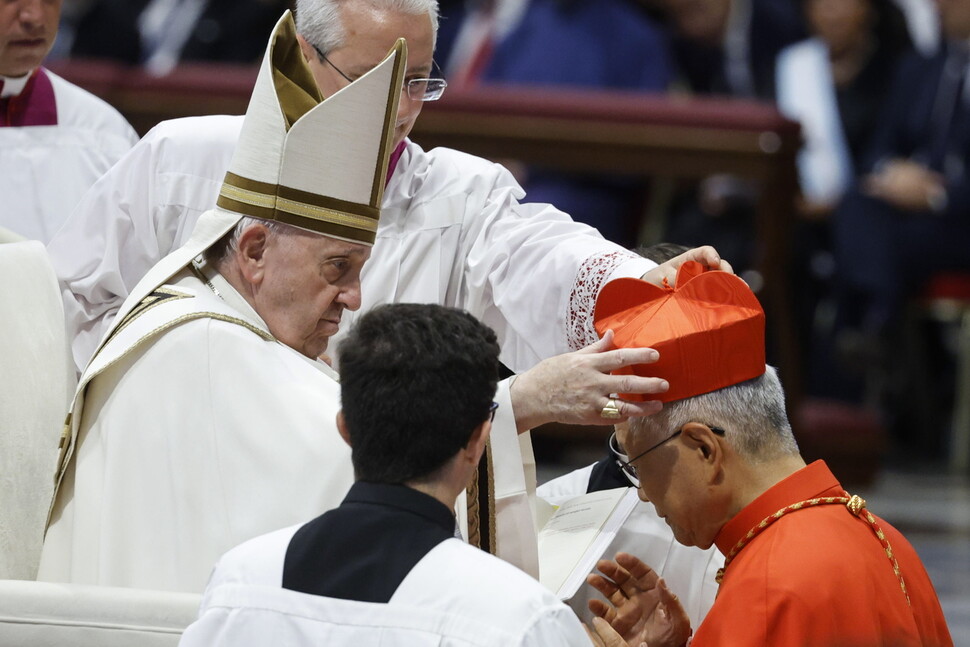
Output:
(178, 303), (591, 647)
(0, 0), (137, 243)
(38, 10), (674, 595)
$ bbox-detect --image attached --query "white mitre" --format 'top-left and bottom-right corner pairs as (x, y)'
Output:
(102, 10), (406, 336)
(216, 10), (405, 244)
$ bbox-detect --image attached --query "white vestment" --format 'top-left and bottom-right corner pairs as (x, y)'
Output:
(179, 526), (588, 647)
(39, 233), (535, 591)
(47, 115), (655, 373)
(538, 465), (723, 625)
(0, 68), (137, 243)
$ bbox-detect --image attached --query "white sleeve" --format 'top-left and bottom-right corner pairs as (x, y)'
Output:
(445, 154), (655, 371)
(46, 116), (239, 372)
(517, 605), (590, 647)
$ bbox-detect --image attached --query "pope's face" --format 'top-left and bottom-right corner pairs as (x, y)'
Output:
(306, 3), (435, 150)
(619, 423), (719, 549)
(253, 228), (369, 360)
(0, 0), (60, 77)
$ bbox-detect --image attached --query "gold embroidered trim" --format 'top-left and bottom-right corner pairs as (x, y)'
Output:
(715, 492), (911, 606)
(105, 287), (192, 346)
(218, 177), (380, 234)
(49, 309), (277, 530)
(484, 437), (497, 555)
(276, 197), (379, 232)
(270, 13), (324, 129)
(218, 183), (277, 210)
(466, 462), (481, 549)
(372, 39), (407, 207)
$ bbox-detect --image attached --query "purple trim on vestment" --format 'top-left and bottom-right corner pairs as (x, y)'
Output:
(385, 139), (406, 185)
(1, 68), (58, 127)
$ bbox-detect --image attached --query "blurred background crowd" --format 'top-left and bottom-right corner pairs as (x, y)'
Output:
(36, 0), (970, 477)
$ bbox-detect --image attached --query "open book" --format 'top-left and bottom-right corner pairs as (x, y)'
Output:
(537, 487), (640, 600)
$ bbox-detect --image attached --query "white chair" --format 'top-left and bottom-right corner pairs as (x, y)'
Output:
(0, 580), (199, 646)
(0, 241), (76, 579)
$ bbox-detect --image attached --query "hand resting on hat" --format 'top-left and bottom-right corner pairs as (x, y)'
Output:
(509, 330), (668, 433)
(640, 245), (733, 288)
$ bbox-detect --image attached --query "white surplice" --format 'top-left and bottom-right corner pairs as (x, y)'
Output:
(538, 465), (723, 625)
(47, 114), (655, 374)
(0, 69), (137, 243)
(178, 526), (588, 647)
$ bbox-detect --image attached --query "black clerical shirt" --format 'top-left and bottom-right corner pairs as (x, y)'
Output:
(282, 481), (457, 603)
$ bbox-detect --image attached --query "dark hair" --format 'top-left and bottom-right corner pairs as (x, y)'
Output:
(337, 303), (501, 484)
(632, 242), (691, 264)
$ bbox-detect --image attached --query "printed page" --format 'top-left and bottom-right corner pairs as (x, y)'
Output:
(538, 487), (639, 599)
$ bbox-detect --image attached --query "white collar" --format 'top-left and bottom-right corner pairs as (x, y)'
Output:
(1, 70), (33, 98)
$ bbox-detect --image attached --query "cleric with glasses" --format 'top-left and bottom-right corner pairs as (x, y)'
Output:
(310, 41), (448, 101)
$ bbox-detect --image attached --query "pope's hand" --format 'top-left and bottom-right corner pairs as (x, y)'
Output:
(587, 553), (692, 647)
(640, 245), (733, 287)
(510, 330), (667, 433)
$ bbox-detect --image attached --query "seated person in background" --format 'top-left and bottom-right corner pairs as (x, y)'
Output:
(773, 0), (914, 401)
(832, 0), (970, 380)
(434, 0), (673, 246)
(39, 13), (676, 593)
(776, 0), (913, 217)
(0, 0), (137, 242)
(652, 0), (807, 284)
(539, 241), (722, 625)
(657, 0), (806, 100)
(178, 303), (592, 647)
(583, 262), (952, 647)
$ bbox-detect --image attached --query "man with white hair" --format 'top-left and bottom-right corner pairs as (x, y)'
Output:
(583, 262), (952, 647)
(48, 0), (726, 376)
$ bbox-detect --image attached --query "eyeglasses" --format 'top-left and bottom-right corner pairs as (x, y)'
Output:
(487, 401), (499, 422)
(310, 42), (448, 101)
(610, 425), (726, 488)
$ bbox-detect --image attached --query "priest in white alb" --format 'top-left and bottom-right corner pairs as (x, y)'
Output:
(1, 0), (137, 242)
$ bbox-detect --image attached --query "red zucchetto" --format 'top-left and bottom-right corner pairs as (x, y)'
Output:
(593, 261), (766, 403)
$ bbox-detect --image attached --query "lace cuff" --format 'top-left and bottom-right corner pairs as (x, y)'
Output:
(566, 250), (640, 350)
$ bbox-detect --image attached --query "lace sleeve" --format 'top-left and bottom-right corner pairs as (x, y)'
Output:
(566, 250), (640, 350)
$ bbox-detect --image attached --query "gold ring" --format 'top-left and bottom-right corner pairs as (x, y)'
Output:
(600, 397), (622, 420)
